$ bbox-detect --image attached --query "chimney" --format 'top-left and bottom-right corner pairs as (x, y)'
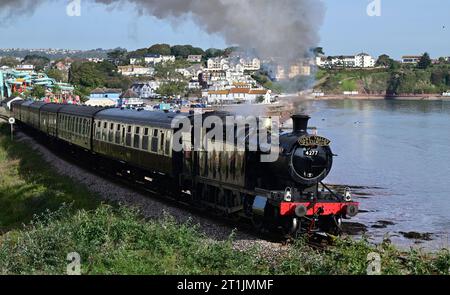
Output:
(291, 114), (310, 133)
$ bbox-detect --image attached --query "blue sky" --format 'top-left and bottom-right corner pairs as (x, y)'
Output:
(0, 0), (449, 59)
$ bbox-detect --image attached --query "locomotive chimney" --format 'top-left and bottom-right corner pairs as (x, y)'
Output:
(291, 114), (310, 133)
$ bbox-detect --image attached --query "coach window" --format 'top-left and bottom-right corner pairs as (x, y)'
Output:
(115, 124), (121, 144)
(165, 130), (172, 156)
(151, 128), (158, 153)
(142, 128), (149, 150)
(125, 125), (132, 147)
(83, 119), (87, 135)
(160, 131), (165, 154)
(134, 126), (141, 148)
(95, 121), (101, 139)
(102, 122), (108, 141)
(109, 123), (114, 142)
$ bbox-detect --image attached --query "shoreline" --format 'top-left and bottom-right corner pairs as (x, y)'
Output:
(311, 94), (450, 101)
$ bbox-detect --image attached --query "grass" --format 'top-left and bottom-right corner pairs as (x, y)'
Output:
(0, 122), (449, 275)
(0, 123), (99, 231)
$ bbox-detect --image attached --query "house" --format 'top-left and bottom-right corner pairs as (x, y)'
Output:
(188, 80), (201, 90)
(16, 64), (35, 73)
(207, 90), (232, 104)
(354, 53), (376, 68)
(119, 89), (144, 108)
(316, 53), (375, 68)
(85, 98), (117, 107)
(89, 88), (122, 105)
(268, 64), (311, 81)
(207, 57), (230, 71)
(402, 56), (422, 64)
(239, 58), (261, 71)
(175, 64), (204, 80)
(118, 65), (154, 77)
(130, 81), (161, 99)
(187, 55), (202, 63)
(129, 54), (175, 66)
(87, 58), (104, 63)
(207, 87), (271, 104)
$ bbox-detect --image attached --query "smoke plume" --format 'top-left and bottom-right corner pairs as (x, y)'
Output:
(0, 0), (324, 62)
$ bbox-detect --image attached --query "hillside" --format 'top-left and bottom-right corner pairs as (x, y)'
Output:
(315, 65), (450, 95)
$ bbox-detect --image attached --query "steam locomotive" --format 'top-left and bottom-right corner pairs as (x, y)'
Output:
(10, 100), (358, 237)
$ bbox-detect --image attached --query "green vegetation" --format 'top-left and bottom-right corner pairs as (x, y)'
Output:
(68, 61), (132, 99)
(30, 85), (46, 99)
(317, 53), (450, 95)
(157, 81), (188, 97)
(0, 124), (99, 231)
(0, 123), (449, 275)
(22, 55), (51, 71)
(154, 60), (191, 80)
(251, 72), (283, 94)
(46, 68), (66, 83)
(0, 57), (20, 68)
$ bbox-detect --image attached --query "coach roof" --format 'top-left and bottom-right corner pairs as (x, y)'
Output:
(40, 103), (66, 113)
(28, 101), (47, 110)
(58, 105), (108, 118)
(95, 108), (192, 128)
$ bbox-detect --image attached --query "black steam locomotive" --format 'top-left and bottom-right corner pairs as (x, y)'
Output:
(11, 100), (358, 236)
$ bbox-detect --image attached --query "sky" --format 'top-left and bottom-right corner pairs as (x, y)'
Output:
(0, 0), (449, 59)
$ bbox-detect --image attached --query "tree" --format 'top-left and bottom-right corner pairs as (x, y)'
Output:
(31, 85), (46, 99)
(46, 69), (65, 82)
(23, 55), (50, 71)
(107, 48), (128, 65)
(0, 57), (19, 67)
(156, 81), (187, 97)
(170, 45), (204, 58)
(376, 54), (394, 68)
(205, 48), (224, 59)
(52, 84), (62, 95)
(313, 47), (325, 56)
(69, 61), (106, 88)
(147, 44), (172, 56)
(417, 52), (432, 69)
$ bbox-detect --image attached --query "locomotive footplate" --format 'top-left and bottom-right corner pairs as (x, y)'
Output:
(279, 201), (359, 218)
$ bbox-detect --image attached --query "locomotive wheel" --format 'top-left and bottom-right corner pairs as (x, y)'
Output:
(319, 216), (342, 235)
(251, 215), (264, 232)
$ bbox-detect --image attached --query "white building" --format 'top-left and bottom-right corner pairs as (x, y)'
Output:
(354, 53), (376, 68)
(207, 57), (230, 71)
(239, 58), (261, 71)
(316, 53), (375, 68)
(130, 54), (175, 66)
(207, 88), (271, 104)
(16, 64), (35, 71)
(187, 55), (202, 63)
(188, 80), (202, 89)
(268, 63), (311, 81)
(118, 65), (154, 77)
(131, 81), (161, 99)
(401, 55), (421, 64)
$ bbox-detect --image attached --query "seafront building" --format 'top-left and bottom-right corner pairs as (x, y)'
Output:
(316, 52), (376, 68)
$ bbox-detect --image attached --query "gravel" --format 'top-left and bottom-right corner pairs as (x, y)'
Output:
(15, 131), (289, 258)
